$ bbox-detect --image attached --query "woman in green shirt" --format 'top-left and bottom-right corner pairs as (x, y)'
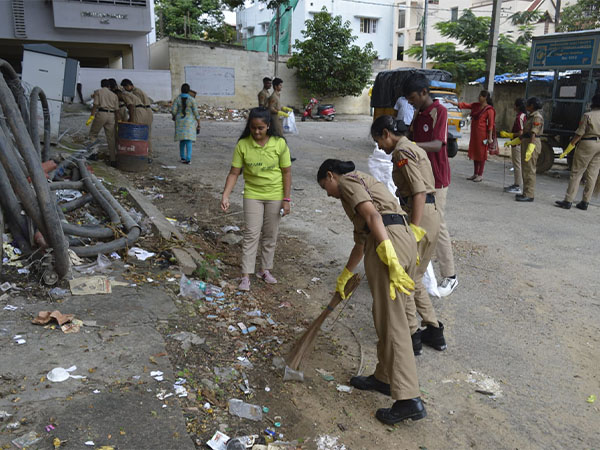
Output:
(221, 107), (292, 291)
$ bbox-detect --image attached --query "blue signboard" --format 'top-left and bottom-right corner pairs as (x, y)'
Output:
(532, 38), (595, 68)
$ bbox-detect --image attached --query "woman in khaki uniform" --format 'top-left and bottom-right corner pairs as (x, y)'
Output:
(509, 97), (544, 202)
(555, 93), (600, 211)
(370, 115), (446, 355)
(317, 159), (426, 425)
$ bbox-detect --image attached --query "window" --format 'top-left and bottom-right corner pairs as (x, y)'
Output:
(451, 7), (458, 21)
(360, 18), (378, 33)
(415, 30), (422, 41)
(247, 27), (254, 37)
(398, 9), (406, 28)
(396, 46), (404, 61)
(261, 22), (269, 33)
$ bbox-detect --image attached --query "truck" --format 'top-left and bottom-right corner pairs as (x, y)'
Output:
(370, 68), (463, 157)
(525, 29), (600, 173)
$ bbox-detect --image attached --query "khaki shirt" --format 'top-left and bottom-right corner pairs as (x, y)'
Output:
(575, 109), (600, 137)
(338, 170), (406, 246)
(523, 110), (544, 138)
(391, 136), (436, 205)
(132, 87), (151, 106)
(93, 87), (119, 111)
(121, 91), (148, 124)
(268, 91), (281, 115)
(258, 88), (270, 108)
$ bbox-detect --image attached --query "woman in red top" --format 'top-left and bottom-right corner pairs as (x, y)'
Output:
(449, 90), (496, 182)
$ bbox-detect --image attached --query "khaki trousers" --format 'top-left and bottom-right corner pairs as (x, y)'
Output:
(365, 224), (420, 400)
(511, 145), (522, 186)
(521, 138), (541, 198)
(405, 203), (440, 333)
(241, 198), (282, 274)
(271, 116), (284, 137)
(89, 111), (116, 161)
(133, 107), (154, 158)
(433, 186), (455, 278)
(565, 140), (600, 203)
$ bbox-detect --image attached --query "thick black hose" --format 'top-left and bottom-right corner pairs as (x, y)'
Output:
(0, 161), (30, 246)
(29, 87), (51, 162)
(0, 66), (69, 278)
(50, 181), (84, 190)
(60, 222), (115, 239)
(69, 227), (141, 257)
(59, 193), (92, 213)
(91, 173), (137, 230)
(76, 159), (121, 225)
(0, 59), (29, 125)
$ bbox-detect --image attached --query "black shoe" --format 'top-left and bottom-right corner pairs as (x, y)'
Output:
(515, 196), (534, 202)
(375, 398), (427, 425)
(421, 322), (447, 351)
(148, 158), (153, 164)
(110, 160), (117, 168)
(555, 200), (571, 209)
(576, 201), (589, 210)
(412, 330), (423, 356)
(349, 374), (390, 396)
(291, 157), (297, 162)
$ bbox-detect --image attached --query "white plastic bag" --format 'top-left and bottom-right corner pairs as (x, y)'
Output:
(368, 144), (397, 203)
(423, 262), (441, 298)
(283, 112), (298, 135)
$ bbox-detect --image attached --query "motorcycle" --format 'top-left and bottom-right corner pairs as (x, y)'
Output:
(301, 98), (335, 121)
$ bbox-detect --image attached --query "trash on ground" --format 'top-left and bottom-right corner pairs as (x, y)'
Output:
(73, 254), (112, 274)
(174, 384), (188, 397)
(32, 310), (74, 326)
(49, 287), (70, 299)
(13, 335), (26, 345)
(207, 430), (230, 450)
(151, 371), (164, 381)
(170, 331), (206, 351)
(4, 305), (18, 311)
(214, 367), (239, 382)
(336, 385), (353, 393)
(0, 410), (12, 420)
(296, 289), (310, 298)
(316, 435), (346, 450)
(61, 319), (83, 334)
(84, 441), (95, 446)
(127, 247), (156, 261)
(316, 368), (335, 381)
(228, 398), (263, 421)
(47, 366), (85, 382)
(283, 366), (304, 382)
(69, 276), (111, 295)
(1, 282), (15, 292)
(179, 274), (206, 300)
(467, 370), (502, 399)
(56, 189), (82, 202)
(156, 390), (173, 400)
(12, 431), (42, 449)
(587, 394), (596, 403)
(221, 225), (240, 233)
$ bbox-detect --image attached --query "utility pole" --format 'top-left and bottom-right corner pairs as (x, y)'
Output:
(274, 6), (281, 78)
(421, 0), (428, 69)
(484, 0), (502, 94)
(554, 0), (561, 31)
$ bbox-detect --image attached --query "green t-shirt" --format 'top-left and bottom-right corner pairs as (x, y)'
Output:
(232, 135), (292, 200)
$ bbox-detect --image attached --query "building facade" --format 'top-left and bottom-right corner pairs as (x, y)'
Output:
(0, 0), (153, 71)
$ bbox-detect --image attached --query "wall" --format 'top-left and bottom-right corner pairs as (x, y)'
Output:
(461, 83), (527, 131)
(160, 38), (373, 114)
(79, 68), (172, 102)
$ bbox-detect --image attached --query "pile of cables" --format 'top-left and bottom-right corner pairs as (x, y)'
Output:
(0, 59), (140, 283)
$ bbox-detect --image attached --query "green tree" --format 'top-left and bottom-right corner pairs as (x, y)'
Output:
(558, 0), (600, 31)
(286, 9), (377, 97)
(405, 10), (531, 85)
(155, 0), (227, 41)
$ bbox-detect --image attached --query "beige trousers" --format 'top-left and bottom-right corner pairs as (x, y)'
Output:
(511, 145), (522, 186)
(521, 137), (541, 198)
(405, 203), (441, 333)
(89, 111), (116, 161)
(365, 224), (420, 400)
(565, 140), (600, 203)
(241, 198), (282, 274)
(433, 186), (455, 278)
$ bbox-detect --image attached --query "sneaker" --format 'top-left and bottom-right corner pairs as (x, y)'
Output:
(256, 270), (277, 284)
(350, 374), (391, 396)
(504, 185), (522, 194)
(438, 276), (458, 297)
(238, 276), (250, 291)
(421, 321), (447, 351)
(375, 398), (427, 425)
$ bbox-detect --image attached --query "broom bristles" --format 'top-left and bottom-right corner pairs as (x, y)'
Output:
(286, 274), (361, 370)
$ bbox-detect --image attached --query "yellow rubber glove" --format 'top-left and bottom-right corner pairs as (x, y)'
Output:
(559, 143), (575, 159)
(409, 224), (426, 243)
(500, 131), (514, 139)
(375, 239), (415, 300)
(86, 115), (94, 126)
(524, 143), (536, 162)
(282, 106), (293, 112)
(336, 267), (355, 300)
(505, 137), (521, 147)
(277, 111), (289, 118)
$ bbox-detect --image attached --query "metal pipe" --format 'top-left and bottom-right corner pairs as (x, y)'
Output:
(29, 87), (51, 162)
(76, 159), (121, 225)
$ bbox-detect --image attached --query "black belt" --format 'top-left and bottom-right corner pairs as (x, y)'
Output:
(581, 136), (599, 141)
(381, 214), (407, 227)
(135, 104), (150, 108)
(400, 193), (435, 205)
(98, 108), (115, 113)
(522, 133), (531, 138)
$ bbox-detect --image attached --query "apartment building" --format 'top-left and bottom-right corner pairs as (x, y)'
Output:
(0, 0), (154, 71)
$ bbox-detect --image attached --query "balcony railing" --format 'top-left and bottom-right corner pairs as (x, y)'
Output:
(70, 0), (147, 6)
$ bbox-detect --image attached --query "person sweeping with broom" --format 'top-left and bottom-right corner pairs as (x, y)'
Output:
(317, 159), (426, 425)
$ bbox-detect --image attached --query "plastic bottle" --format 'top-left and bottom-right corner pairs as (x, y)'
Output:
(228, 399), (263, 421)
(179, 274), (206, 300)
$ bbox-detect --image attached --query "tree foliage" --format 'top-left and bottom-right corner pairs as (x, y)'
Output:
(405, 10), (532, 85)
(558, 0), (600, 31)
(222, 0), (289, 11)
(286, 9), (377, 98)
(155, 0), (236, 43)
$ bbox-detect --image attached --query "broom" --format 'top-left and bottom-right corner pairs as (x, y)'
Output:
(286, 273), (362, 371)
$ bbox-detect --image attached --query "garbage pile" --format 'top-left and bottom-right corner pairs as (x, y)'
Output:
(152, 101), (248, 121)
(0, 59), (140, 282)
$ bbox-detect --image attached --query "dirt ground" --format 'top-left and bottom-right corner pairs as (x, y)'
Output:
(43, 110), (600, 449)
